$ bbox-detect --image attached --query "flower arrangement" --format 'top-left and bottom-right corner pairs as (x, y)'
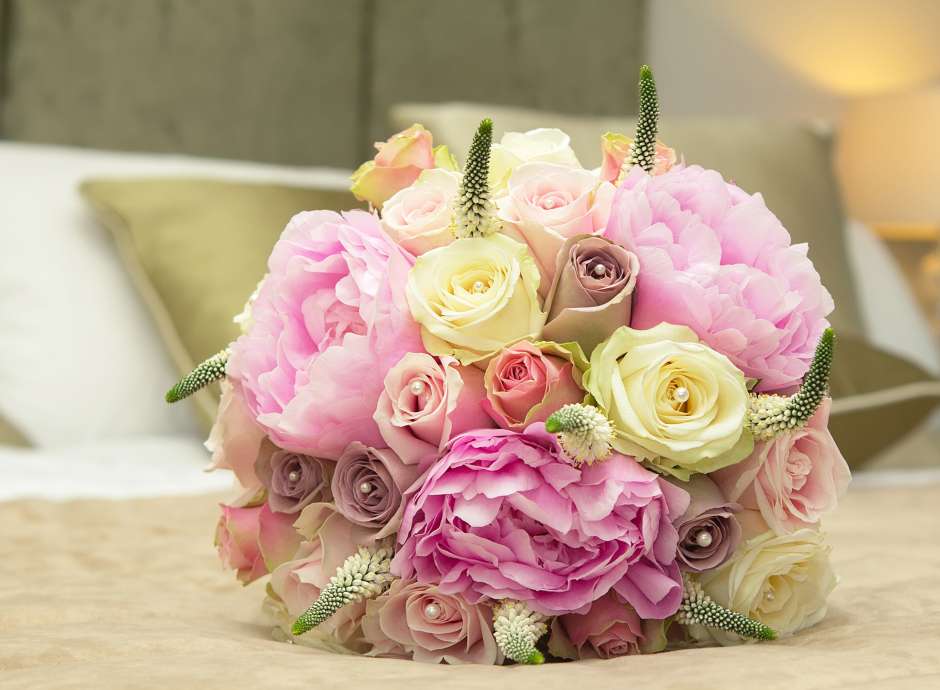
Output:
(170, 65), (851, 664)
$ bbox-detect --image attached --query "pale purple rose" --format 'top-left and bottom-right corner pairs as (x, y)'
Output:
(548, 591), (666, 660)
(332, 442), (421, 540)
(254, 439), (332, 514)
(604, 165), (833, 392)
(712, 399), (850, 534)
(362, 579), (500, 664)
(393, 425), (690, 617)
(671, 474), (742, 573)
(227, 210), (424, 459)
(374, 353), (493, 467)
(542, 235), (640, 355)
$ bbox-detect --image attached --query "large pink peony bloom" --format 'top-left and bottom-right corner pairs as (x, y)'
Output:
(604, 166), (833, 392)
(227, 210), (423, 458)
(392, 425), (689, 618)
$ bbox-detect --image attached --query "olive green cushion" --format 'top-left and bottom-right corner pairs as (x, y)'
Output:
(0, 415), (31, 447)
(81, 178), (362, 430)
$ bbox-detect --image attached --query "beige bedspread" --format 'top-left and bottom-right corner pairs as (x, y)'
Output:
(2, 485), (939, 690)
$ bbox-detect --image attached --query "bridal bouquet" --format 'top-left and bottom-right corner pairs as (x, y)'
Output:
(168, 66), (850, 664)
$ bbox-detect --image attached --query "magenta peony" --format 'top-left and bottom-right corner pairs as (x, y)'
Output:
(604, 165), (833, 392)
(392, 425), (689, 618)
(227, 210), (424, 459)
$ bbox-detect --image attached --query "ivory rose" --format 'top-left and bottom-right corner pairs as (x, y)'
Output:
(215, 502), (301, 584)
(362, 579), (500, 664)
(380, 168), (460, 255)
(498, 162), (615, 292)
(205, 379), (265, 489)
(697, 528), (837, 642)
(482, 340), (587, 430)
(350, 124), (457, 208)
(713, 399), (850, 534)
(269, 505), (375, 652)
(542, 235), (639, 354)
(489, 128), (581, 188)
(548, 591), (667, 660)
(405, 234), (546, 365)
(599, 131), (677, 182)
(374, 353), (493, 467)
(584, 323), (752, 479)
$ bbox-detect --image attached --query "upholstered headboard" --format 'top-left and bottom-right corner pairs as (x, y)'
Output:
(0, 0), (645, 168)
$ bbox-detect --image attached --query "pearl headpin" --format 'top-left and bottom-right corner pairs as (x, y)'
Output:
(673, 386), (690, 404)
(410, 380), (425, 396)
(592, 263), (607, 277)
(472, 280), (486, 293)
(288, 470), (301, 483)
(359, 481), (373, 494)
(423, 602), (441, 619)
(694, 530), (713, 548)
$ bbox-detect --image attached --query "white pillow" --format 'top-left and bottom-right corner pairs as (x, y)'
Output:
(0, 142), (352, 447)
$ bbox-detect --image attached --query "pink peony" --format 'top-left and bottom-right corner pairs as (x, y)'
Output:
(205, 380), (265, 490)
(362, 579), (500, 664)
(712, 399), (850, 534)
(482, 340), (586, 430)
(392, 425), (689, 617)
(604, 165), (834, 392)
(215, 502), (301, 584)
(227, 210), (424, 459)
(548, 591), (666, 660)
(374, 353), (493, 467)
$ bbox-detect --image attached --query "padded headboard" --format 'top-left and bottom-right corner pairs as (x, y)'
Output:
(0, 0), (645, 168)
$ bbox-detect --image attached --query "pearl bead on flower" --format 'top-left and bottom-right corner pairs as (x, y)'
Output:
(288, 470), (301, 483)
(410, 380), (425, 396)
(673, 386), (690, 404)
(764, 590), (775, 602)
(423, 602), (441, 619)
(694, 530), (713, 548)
(592, 263), (607, 277)
(359, 481), (373, 495)
(472, 280), (486, 293)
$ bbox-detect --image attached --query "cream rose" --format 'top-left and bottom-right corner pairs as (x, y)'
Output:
(405, 234), (546, 365)
(490, 128), (581, 188)
(584, 322), (752, 479)
(497, 162), (615, 293)
(380, 168), (460, 255)
(697, 528), (837, 643)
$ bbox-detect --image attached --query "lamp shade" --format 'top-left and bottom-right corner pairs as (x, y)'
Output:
(836, 86), (940, 229)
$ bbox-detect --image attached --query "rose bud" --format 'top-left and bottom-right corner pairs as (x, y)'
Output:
(331, 443), (421, 540)
(254, 439), (333, 514)
(542, 235), (640, 354)
(482, 340), (587, 430)
(671, 474), (742, 572)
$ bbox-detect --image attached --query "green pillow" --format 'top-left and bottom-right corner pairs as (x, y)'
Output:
(0, 415), (30, 447)
(81, 178), (362, 430)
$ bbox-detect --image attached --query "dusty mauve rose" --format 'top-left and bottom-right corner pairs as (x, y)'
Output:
(497, 162), (615, 295)
(215, 502), (301, 584)
(542, 235), (639, 355)
(712, 399), (850, 534)
(671, 474), (742, 572)
(269, 504), (375, 652)
(482, 340), (587, 430)
(254, 439), (332, 514)
(332, 443), (421, 539)
(362, 579), (500, 664)
(205, 379), (265, 489)
(548, 591), (667, 660)
(374, 353), (493, 467)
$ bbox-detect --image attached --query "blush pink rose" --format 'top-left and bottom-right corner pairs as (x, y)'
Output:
(548, 591), (666, 660)
(393, 425), (690, 618)
(380, 168), (460, 255)
(712, 399), (850, 534)
(599, 132), (678, 183)
(498, 162), (616, 295)
(362, 579), (500, 664)
(205, 379), (265, 489)
(269, 505), (375, 650)
(215, 502), (301, 584)
(374, 353), (493, 467)
(482, 341), (585, 430)
(350, 124), (444, 208)
(605, 165), (834, 392)
(227, 210), (424, 459)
